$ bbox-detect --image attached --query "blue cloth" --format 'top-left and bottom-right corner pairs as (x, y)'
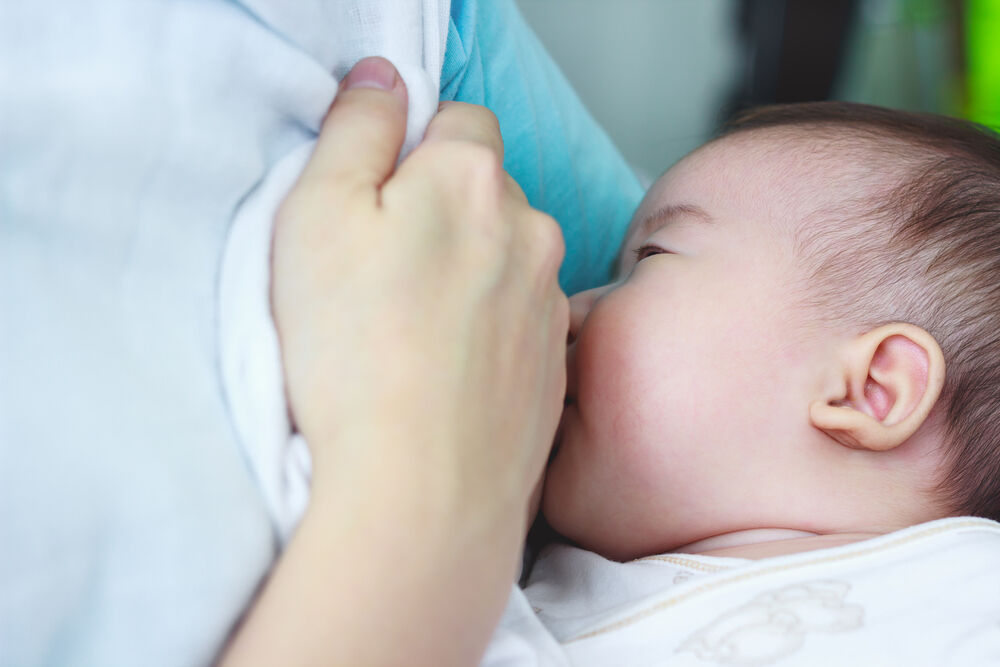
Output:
(443, 0), (644, 294)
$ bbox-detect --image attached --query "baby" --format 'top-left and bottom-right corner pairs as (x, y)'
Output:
(489, 101), (1000, 665)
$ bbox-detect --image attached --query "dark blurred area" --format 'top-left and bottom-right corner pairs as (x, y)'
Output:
(722, 0), (981, 126)
(725, 0), (860, 116)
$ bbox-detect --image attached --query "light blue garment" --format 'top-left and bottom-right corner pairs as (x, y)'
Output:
(443, 1), (644, 294)
(0, 1), (641, 665)
(0, 2), (303, 665)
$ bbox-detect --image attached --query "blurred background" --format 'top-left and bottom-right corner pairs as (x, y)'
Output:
(515, 0), (999, 182)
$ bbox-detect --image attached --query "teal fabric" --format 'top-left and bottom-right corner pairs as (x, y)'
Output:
(442, 0), (645, 295)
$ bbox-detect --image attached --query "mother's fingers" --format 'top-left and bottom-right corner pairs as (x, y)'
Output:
(297, 57), (409, 203)
(424, 102), (505, 162)
(420, 102), (529, 205)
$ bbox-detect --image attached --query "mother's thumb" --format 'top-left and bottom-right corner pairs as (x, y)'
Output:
(299, 56), (409, 198)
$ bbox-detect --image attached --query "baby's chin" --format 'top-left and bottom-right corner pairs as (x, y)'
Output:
(538, 448), (598, 549)
(540, 453), (674, 561)
(535, 406), (568, 515)
(539, 413), (651, 560)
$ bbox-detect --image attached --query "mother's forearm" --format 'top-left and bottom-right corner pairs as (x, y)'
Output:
(220, 460), (526, 667)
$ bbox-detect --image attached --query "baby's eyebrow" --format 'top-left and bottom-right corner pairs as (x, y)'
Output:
(613, 203), (713, 276)
(631, 203), (714, 242)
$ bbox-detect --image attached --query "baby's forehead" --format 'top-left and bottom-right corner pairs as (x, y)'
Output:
(678, 130), (880, 200)
(628, 130), (887, 242)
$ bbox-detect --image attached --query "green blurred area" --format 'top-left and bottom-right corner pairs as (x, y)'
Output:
(839, 0), (999, 130)
(966, 0), (1000, 128)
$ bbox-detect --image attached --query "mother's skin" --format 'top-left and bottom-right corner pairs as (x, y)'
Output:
(220, 57), (569, 667)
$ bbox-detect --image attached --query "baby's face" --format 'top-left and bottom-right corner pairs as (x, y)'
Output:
(542, 133), (864, 560)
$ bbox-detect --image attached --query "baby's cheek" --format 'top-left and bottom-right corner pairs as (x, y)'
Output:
(617, 422), (675, 500)
(582, 384), (668, 486)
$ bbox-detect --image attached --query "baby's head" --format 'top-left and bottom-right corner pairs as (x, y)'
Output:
(543, 101), (1000, 561)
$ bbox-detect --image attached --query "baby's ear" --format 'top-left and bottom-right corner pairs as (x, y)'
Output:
(810, 323), (945, 451)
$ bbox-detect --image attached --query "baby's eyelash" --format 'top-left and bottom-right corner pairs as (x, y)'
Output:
(632, 244), (670, 262)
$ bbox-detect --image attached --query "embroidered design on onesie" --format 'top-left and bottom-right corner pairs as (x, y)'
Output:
(673, 571), (695, 585)
(677, 580), (864, 666)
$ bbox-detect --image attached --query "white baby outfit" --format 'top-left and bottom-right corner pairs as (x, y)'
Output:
(483, 517), (1000, 666)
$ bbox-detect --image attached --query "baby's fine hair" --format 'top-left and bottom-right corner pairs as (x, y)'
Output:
(722, 101), (1000, 522)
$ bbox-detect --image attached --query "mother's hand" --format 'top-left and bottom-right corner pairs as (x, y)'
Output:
(273, 58), (567, 513)
(224, 57), (568, 667)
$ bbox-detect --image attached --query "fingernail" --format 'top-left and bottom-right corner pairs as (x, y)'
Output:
(343, 56), (399, 92)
